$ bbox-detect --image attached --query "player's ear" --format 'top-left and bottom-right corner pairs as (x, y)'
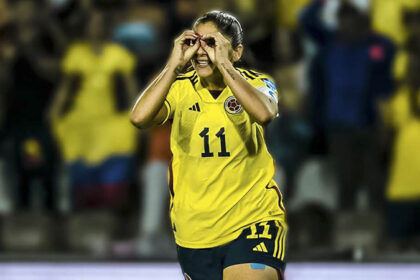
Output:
(232, 44), (243, 63)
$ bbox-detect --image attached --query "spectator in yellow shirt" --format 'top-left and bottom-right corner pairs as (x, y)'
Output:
(50, 9), (138, 210)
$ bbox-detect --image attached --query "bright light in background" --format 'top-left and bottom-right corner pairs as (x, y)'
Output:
(0, 263), (419, 280)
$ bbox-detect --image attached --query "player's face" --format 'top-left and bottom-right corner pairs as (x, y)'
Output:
(192, 22), (232, 78)
(87, 12), (106, 41)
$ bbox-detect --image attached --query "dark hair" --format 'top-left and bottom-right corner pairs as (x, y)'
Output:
(338, 2), (360, 17)
(193, 11), (243, 49)
(338, 2), (369, 22)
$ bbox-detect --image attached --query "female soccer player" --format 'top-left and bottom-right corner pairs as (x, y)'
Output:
(131, 11), (287, 280)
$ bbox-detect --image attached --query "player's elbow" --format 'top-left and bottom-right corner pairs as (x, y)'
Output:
(255, 108), (277, 125)
(130, 112), (151, 129)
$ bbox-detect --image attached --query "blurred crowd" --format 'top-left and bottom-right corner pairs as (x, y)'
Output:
(0, 0), (419, 261)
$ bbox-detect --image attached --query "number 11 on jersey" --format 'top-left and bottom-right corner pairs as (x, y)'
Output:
(199, 127), (230, 158)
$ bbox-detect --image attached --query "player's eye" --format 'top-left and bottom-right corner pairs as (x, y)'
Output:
(203, 38), (216, 48)
(185, 39), (196, 46)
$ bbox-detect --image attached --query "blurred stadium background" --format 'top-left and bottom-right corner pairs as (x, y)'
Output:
(0, 0), (420, 279)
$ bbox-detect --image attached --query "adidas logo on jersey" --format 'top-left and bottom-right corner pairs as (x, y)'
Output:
(252, 242), (268, 253)
(189, 102), (201, 112)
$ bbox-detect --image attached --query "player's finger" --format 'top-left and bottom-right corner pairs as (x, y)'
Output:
(192, 37), (200, 49)
(214, 32), (231, 45)
(181, 35), (200, 49)
(175, 30), (197, 43)
(200, 39), (213, 54)
(187, 39), (201, 54)
(204, 32), (230, 44)
(201, 33), (216, 40)
(201, 33), (224, 47)
(186, 37), (200, 49)
(181, 30), (198, 38)
(184, 39), (200, 60)
(182, 35), (199, 41)
(181, 29), (196, 35)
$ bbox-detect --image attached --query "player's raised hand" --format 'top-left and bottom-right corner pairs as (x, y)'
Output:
(200, 32), (231, 66)
(169, 30), (200, 71)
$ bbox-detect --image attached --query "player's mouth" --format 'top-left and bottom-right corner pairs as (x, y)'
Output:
(194, 58), (212, 68)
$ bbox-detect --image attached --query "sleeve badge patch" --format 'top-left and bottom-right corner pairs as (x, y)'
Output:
(261, 78), (277, 91)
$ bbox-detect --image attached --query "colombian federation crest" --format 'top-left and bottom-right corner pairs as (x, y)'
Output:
(224, 96), (243, 114)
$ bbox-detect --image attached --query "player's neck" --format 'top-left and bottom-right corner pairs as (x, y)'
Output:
(201, 71), (226, 91)
(89, 39), (105, 55)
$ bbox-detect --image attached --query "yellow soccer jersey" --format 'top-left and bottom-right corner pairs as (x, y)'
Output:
(53, 42), (137, 164)
(163, 68), (286, 248)
(386, 87), (420, 201)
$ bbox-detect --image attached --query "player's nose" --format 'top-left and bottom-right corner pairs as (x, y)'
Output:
(197, 43), (207, 55)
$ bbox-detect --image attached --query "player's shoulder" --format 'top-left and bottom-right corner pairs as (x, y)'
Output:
(236, 68), (274, 81)
(176, 69), (198, 80)
(62, 42), (90, 70)
(65, 41), (88, 55)
(237, 68), (277, 90)
(106, 42), (130, 53)
(104, 43), (136, 62)
(173, 69), (199, 88)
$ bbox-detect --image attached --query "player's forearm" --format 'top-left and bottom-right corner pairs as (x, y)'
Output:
(218, 61), (278, 124)
(130, 63), (180, 127)
(49, 87), (68, 120)
(49, 76), (74, 120)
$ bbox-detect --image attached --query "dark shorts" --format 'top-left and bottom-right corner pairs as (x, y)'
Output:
(177, 220), (287, 280)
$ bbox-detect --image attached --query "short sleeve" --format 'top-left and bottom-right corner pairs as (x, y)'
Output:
(393, 50), (408, 82)
(161, 81), (180, 125)
(114, 45), (136, 75)
(249, 74), (279, 105)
